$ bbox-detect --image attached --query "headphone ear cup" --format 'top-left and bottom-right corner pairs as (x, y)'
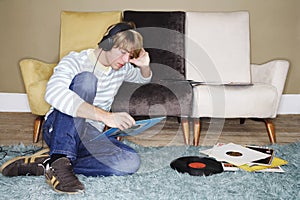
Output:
(98, 23), (133, 51)
(98, 37), (113, 51)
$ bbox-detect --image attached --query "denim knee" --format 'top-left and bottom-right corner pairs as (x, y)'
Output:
(72, 148), (141, 177)
(70, 72), (98, 104)
(113, 151), (141, 175)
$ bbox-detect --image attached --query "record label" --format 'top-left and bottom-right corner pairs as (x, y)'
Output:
(188, 162), (206, 169)
(170, 156), (223, 176)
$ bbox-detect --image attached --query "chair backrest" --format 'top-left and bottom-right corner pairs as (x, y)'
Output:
(21, 11), (122, 116)
(185, 11), (251, 83)
(59, 11), (122, 59)
(123, 11), (186, 81)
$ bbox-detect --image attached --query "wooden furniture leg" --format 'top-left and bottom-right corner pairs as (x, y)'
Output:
(33, 116), (44, 143)
(263, 119), (276, 144)
(245, 118), (277, 144)
(181, 117), (190, 145)
(193, 118), (201, 146)
(240, 118), (246, 124)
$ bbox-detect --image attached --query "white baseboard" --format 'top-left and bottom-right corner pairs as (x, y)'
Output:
(0, 93), (31, 112)
(0, 93), (299, 114)
(277, 94), (300, 114)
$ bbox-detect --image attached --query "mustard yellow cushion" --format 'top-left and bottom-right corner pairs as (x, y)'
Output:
(19, 59), (56, 87)
(27, 80), (51, 115)
(59, 11), (122, 59)
(19, 59), (56, 115)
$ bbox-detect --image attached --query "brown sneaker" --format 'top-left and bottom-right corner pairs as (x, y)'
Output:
(45, 157), (85, 194)
(0, 148), (49, 177)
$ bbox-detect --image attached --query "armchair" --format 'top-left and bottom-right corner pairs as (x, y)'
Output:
(185, 11), (289, 146)
(19, 59), (56, 143)
(112, 11), (193, 144)
(19, 11), (122, 142)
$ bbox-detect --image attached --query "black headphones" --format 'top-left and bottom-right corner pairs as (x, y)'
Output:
(98, 23), (134, 51)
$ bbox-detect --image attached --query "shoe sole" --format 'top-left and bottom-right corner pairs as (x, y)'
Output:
(45, 176), (85, 194)
(0, 148), (50, 173)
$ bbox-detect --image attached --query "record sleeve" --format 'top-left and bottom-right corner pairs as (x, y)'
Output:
(204, 143), (271, 166)
(103, 116), (166, 137)
(238, 157), (288, 172)
(245, 145), (275, 166)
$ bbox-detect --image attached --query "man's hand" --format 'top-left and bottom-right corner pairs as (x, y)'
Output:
(129, 48), (151, 78)
(101, 112), (136, 130)
(76, 102), (135, 131)
(129, 48), (150, 68)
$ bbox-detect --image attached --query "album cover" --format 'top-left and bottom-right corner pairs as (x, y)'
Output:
(221, 162), (239, 171)
(245, 145), (275, 166)
(199, 143), (225, 156)
(103, 116), (166, 137)
(238, 157), (288, 172)
(159, 79), (253, 86)
(221, 161), (285, 173)
(257, 166), (285, 173)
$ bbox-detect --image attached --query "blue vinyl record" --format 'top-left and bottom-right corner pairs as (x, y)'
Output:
(103, 116), (166, 137)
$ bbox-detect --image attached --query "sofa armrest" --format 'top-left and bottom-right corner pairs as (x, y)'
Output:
(19, 59), (57, 115)
(251, 60), (289, 96)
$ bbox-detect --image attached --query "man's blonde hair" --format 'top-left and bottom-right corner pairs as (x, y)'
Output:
(110, 22), (143, 58)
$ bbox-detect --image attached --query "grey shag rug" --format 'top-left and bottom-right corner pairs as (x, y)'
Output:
(0, 141), (299, 200)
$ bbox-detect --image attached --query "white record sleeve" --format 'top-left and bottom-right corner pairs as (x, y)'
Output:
(206, 143), (271, 166)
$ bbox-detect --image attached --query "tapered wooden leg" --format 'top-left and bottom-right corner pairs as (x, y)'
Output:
(33, 116), (44, 143)
(240, 118), (246, 124)
(181, 117), (190, 145)
(193, 118), (201, 146)
(263, 119), (276, 144)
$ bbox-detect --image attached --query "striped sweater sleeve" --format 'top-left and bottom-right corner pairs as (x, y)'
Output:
(123, 63), (152, 83)
(45, 53), (85, 117)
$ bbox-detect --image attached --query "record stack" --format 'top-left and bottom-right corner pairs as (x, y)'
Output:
(199, 143), (288, 173)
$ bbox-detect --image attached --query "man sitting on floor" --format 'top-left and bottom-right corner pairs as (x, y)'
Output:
(0, 21), (152, 194)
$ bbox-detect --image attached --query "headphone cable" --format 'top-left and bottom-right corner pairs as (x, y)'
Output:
(92, 49), (103, 74)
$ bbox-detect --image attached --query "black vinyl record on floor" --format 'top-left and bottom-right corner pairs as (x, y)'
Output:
(170, 156), (224, 176)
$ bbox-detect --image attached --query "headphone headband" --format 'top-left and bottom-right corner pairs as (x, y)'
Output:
(108, 23), (133, 37)
(98, 23), (134, 51)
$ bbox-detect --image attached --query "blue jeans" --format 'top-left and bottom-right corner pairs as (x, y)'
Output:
(43, 72), (140, 177)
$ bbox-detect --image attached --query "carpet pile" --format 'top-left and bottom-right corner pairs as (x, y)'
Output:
(0, 141), (299, 199)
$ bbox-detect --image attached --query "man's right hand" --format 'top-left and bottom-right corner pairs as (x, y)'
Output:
(101, 112), (136, 131)
(76, 102), (135, 131)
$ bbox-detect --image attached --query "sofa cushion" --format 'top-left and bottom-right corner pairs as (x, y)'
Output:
(123, 11), (186, 78)
(112, 11), (192, 117)
(59, 11), (122, 59)
(186, 11), (251, 83)
(192, 84), (278, 118)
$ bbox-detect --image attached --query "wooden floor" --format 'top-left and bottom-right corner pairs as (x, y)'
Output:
(0, 112), (299, 147)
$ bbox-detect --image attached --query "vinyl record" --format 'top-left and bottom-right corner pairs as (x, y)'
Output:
(103, 117), (166, 137)
(170, 156), (223, 176)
